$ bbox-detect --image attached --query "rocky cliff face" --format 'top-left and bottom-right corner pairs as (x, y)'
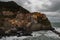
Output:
(0, 12), (52, 31)
(0, 1), (52, 38)
(0, 1), (30, 31)
(0, 1), (30, 23)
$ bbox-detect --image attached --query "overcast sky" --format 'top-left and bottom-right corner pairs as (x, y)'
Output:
(0, 0), (60, 22)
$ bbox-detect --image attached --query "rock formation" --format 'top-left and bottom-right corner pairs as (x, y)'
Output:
(0, 1), (60, 38)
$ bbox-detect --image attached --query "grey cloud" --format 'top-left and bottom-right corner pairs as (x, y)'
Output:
(20, 0), (60, 12)
(37, 0), (60, 12)
(1, 0), (60, 12)
(47, 0), (60, 12)
(0, 0), (60, 11)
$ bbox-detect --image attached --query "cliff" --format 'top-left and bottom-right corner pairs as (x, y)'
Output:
(0, 1), (53, 38)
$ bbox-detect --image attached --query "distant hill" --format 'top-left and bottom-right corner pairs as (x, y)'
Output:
(0, 1), (30, 13)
